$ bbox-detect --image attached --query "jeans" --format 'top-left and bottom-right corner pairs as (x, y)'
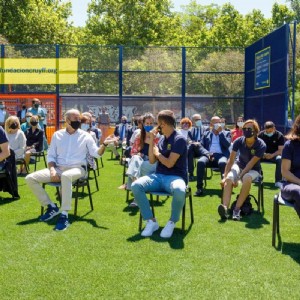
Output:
(196, 153), (227, 189)
(131, 173), (186, 222)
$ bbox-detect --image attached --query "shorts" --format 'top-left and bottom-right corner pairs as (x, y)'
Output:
(226, 163), (260, 182)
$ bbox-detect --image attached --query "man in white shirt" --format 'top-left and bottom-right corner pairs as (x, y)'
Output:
(26, 109), (106, 231)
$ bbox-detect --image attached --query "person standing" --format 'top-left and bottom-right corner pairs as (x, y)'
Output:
(17, 102), (28, 124)
(27, 98), (45, 130)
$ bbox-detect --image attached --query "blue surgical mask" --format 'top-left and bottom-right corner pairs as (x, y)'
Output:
(195, 120), (202, 127)
(265, 132), (274, 137)
(26, 117), (31, 123)
(81, 123), (90, 131)
(144, 125), (154, 132)
(220, 123), (225, 128)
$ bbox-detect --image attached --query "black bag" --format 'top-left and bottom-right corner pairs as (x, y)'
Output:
(230, 194), (253, 216)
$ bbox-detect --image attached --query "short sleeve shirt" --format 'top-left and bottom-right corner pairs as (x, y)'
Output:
(258, 130), (285, 154)
(282, 139), (300, 179)
(232, 137), (266, 171)
(156, 130), (188, 183)
(0, 126), (8, 144)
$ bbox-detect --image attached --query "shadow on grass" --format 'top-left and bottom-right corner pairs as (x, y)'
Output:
(16, 211), (108, 230)
(126, 223), (193, 250)
(0, 196), (20, 206)
(263, 182), (278, 191)
(217, 211), (270, 229)
(282, 242), (300, 265)
(201, 188), (223, 198)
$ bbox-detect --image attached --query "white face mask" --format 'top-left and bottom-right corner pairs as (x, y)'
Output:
(195, 120), (202, 127)
(214, 123), (221, 130)
(220, 123), (225, 128)
(81, 123), (90, 131)
(237, 122), (244, 128)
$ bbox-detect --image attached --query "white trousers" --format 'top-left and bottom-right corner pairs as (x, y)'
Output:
(25, 166), (85, 211)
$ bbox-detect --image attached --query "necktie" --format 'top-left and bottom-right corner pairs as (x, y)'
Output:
(196, 128), (200, 141)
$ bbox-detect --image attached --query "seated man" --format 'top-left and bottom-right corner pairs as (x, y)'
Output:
(26, 109), (106, 231)
(107, 115), (130, 160)
(187, 113), (207, 181)
(131, 110), (187, 239)
(258, 121), (285, 188)
(195, 116), (231, 196)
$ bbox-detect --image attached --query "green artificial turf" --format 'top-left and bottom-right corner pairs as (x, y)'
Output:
(1, 152), (300, 299)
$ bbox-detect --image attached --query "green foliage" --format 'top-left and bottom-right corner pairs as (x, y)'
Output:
(86, 0), (181, 46)
(0, 0), (74, 44)
(287, 0), (300, 22)
(272, 3), (295, 28)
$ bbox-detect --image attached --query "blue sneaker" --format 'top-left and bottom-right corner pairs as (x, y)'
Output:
(55, 214), (70, 231)
(40, 204), (59, 222)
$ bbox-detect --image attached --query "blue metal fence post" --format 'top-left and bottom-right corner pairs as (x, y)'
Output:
(55, 44), (60, 130)
(182, 47), (186, 118)
(119, 46), (123, 120)
(1, 45), (5, 93)
(291, 21), (297, 122)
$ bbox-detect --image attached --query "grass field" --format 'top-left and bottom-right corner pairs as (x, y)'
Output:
(1, 152), (300, 299)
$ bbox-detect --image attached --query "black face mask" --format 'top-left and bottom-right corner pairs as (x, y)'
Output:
(10, 123), (18, 130)
(30, 121), (38, 126)
(243, 128), (255, 138)
(70, 120), (81, 130)
(22, 105), (26, 109)
(34, 104), (39, 109)
(134, 120), (138, 126)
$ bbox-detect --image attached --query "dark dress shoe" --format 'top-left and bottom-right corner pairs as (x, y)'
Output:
(194, 189), (203, 197)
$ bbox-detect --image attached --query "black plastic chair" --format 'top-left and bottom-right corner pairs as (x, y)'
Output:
(272, 192), (295, 247)
(31, 151), (47, 171)
(41, 175), (93, 217)
(139, 187), (194, 233)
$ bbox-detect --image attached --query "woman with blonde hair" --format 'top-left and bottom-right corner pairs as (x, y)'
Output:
(5, 116), (26, 173)
(219, 119), (266, 221)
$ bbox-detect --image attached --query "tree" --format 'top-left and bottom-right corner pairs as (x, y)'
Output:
(86, 0), (181, 46)
(271, 3), (295, 28)
(287, 0), (300, 22)
(0, 0), (74, 44)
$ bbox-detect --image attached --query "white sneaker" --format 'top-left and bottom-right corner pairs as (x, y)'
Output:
(275, 182), (283, 189)
(141, 220), (159, 237)
(232, 209), (241, 221)
(160, 221), (176, 238)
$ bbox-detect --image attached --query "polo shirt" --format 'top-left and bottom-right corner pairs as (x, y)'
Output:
(282, 139), (300, 179)
(156, 130), (187, 183)
(232, 136), (266, 171)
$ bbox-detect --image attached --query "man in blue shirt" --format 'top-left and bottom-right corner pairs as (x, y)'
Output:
(131, 110), (187, 238)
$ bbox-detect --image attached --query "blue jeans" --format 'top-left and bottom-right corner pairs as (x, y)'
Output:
(131, 173), (186, 222)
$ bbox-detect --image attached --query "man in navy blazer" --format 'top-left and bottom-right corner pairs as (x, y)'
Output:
(110, 115), (131, 159)
(17, 102), (28, 124)
(187, 114), (208, 181)
(195, 116), (231, 196)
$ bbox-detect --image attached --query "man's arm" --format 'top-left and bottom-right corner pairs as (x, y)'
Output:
(0, 142), (10, 162)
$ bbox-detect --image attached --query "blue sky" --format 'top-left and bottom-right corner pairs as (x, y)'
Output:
(67, 0), (287, 27)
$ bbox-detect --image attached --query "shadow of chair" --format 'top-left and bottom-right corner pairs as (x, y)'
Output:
(41, 175), (94, 217)
(272, 192), (295, 248)
(138, 187), (194, 233)
(250, 172), (264, 213)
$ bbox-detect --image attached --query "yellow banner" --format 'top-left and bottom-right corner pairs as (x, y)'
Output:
(0, 58), (78, 84)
